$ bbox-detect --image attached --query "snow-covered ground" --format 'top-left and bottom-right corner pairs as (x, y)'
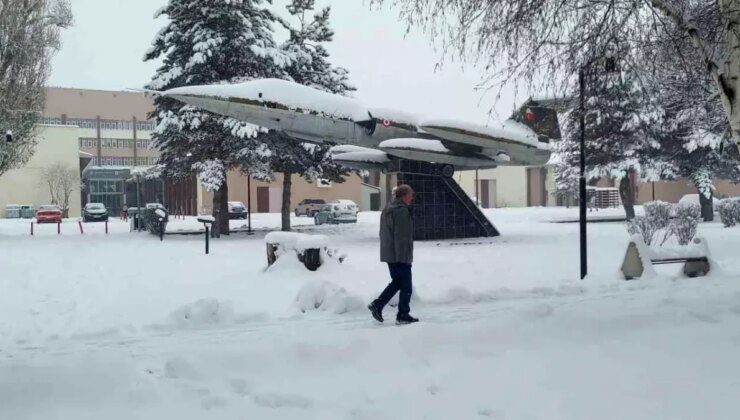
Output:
(2, 207), (740, 419)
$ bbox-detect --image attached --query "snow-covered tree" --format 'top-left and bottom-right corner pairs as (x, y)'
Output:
(645, 99), (740, 221)
(551, 139), (579, 207)
(0, 0), (72, 177)
(267, 0), (355, 231)
(555, 71), (652, 219)
(144, 0), (290, 235)
(374, 0), (740, 149)
(39, 162), (79, 218)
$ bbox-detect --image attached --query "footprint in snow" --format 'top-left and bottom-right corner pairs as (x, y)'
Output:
(478, 408), (505, 418)
(230, 379), (252, 397)
(688, 311), (720, 324)
(251, 393), (313, 409)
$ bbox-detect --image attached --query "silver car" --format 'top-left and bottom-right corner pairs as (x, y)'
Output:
(295, 198), (326, 217)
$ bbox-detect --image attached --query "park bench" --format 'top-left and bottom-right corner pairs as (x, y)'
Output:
(621, 237), (711, 280)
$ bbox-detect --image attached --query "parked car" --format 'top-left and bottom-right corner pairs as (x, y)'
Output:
(83, 203), (109, 222)
(295, 199), (326, 217)
(314, 203), (359, 225)
(36, 205), (62, 224)
(20, 205), (36, 219)
(5, 204), (21, 219)
(332, 199), (359, 217)
(228, 201), (248, 219)
(678, 194), (721, 207)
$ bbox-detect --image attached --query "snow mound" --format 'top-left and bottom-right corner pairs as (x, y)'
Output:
(265, 231), (328, 251)
(167, 299), (235, 329)
(294, 280), (364, 314)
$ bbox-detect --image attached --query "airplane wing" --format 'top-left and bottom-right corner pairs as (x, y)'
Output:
(378, 138), (507, 169)
(330, 145), (393, 172)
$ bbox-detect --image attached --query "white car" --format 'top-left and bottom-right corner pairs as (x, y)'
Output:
(332, 199), (359, 216)
(314, 201), (358, 225)
(678, 194), (721, 207)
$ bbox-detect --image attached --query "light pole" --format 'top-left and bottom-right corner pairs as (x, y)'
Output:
(135, 173), (142, 231)
(247, 173), (252, 234)
(579, 53), (619, 280)
(578, 68), (588, 280)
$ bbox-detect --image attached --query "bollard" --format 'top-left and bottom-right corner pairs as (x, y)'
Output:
(105, 220), (109, 235)
(205, 226), (210, 254)
(78, 220), (84, 234)
(159, 219), (164, 241)
(30, 222), (34, 236)
(57, 221), (61, 235)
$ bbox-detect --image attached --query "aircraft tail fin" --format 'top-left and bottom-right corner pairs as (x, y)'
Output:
(509, 97), (568, 143)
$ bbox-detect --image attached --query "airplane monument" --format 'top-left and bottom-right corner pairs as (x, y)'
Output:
(157, 79), (563, 240)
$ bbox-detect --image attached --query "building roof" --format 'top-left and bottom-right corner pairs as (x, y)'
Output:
(44, 87), (154, 120)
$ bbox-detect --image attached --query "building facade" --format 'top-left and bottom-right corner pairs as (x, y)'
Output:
(457, 166), (558, 208)
(0, 125), (84, 217)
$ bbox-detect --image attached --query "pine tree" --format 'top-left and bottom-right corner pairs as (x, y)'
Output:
(267, 0), (355, 231)
(554, 70), (652, 219)
(144, 0), (290, 235)
(645, 99), (739, 222)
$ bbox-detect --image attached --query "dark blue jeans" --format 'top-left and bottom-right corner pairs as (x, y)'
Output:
(375, 263), (412, 317)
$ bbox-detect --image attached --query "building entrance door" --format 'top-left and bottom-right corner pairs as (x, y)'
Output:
(257, 187), (270, 213)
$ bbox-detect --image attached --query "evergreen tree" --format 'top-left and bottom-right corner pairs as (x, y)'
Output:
(144, 0), (290, 235)
(266, 0), (355, 231)
(554, 70), (652, 219)
(645, 98), (740, 222)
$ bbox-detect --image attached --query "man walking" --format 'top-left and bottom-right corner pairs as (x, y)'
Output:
(368, 184), (419, 325)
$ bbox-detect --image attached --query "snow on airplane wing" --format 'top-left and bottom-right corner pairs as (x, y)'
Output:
(379, 138), (505, 168)
(419, 119), (549, 151)
(329, 145), (379, 155)
(331, 148), (392, 172)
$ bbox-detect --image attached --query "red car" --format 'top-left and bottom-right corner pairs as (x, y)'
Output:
(36, 205), (62, 223)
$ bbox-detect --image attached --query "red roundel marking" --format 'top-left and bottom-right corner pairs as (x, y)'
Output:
(382, 119), (391, 127)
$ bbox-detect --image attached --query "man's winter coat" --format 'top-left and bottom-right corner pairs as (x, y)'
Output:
(379, 198), (414, 264)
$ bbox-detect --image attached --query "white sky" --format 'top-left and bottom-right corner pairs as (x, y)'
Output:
(49, 0), (524, 124)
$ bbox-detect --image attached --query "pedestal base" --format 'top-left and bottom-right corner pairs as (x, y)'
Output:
(394, 160), (500, 241)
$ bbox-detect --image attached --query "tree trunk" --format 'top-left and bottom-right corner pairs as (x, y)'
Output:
(698, 189), (714, 222)
(619, 173), (636, 220)
(212, 179), (230, 236)
(281, 171), (292, 232)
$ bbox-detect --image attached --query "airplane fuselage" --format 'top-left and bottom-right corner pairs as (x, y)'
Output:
(164, 79), (552, 171)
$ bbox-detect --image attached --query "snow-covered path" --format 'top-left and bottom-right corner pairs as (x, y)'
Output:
(2, 207), (740, 419)
(3, 277), (740, 420)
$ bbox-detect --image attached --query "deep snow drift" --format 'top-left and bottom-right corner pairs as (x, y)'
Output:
(2, 207), (740, 419)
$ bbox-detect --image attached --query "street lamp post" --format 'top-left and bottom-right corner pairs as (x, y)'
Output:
(578, 53), (619, 280)
(579, 68), (588, 280)
(247, 173), (252, 234)
(136, 173), (142, 231)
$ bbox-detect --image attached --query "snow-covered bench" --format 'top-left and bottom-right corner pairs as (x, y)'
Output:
(621, 236), (711, 280)
(265, 232), (344, 271)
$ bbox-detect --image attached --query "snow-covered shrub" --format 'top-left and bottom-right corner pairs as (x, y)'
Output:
(643, 201), (672, 228)
(663, 213), (699, 246)
(718, 199), (740, 227)
(675, 202), (701, 220)
(627, 216), (660, 246)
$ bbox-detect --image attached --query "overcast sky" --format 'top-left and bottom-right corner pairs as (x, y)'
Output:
(49, 0), (523, 124)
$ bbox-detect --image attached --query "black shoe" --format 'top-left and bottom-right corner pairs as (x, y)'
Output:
(396, 314), (419, 325)
(368, 302), (384, 323)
